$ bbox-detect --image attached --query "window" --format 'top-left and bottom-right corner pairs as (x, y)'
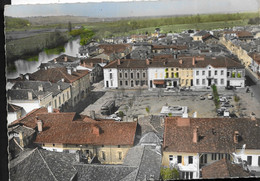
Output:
(102, 145), (104, 147)
(188, 156), (193, 164)
(202, 71), (205, 75)
(171, 73), (174, 78)
(227, 71), (230, 77)
(59, 97), (61, 105)
(208, 71), (211, 77)
(119, 152), (122, 160)
(131, 81), (134, 87)
(143, 72), (146, 78)
(215, 70), (217, 75)
(125, 73), (127, 78)
(215, 79), (218, 85)
(102, 151), (106, 160)
(118, 145), (120, 148)
(212, 153), (217, 160)
(196, 79), (200, 85)
(110, 73), (112, 79)
(54, 100), (57, 108)
(120, 81), (122, 86)
(221, 79), (224, 85)
(136, 80), (139, 85)
(221, 70), (224, 75)
(176, 68), (178, 71)
(196, 71), (199, 75)
(186, 79), (189, 85)
(200, 154), (207, 164)
(166, 73), (169, 78)
(169, 155), (173, 161)
(53, 144), (55, 146)
(125, 81), (128, 86)
(120, 73), (122, 78)
(43, 143), (45, 146)
(110, 80), (113, 87)
(137, 72), (140, 79)
(177, 155), (182, 163)
(171, 68), (173, 71)
(202, 79), (205, 85)
(247, 156), (252, 165)
(258, 156), (260, 166)
(131, 73), (133, 79)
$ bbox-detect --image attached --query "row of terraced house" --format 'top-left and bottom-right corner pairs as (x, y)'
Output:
(103, 55), (245, 89)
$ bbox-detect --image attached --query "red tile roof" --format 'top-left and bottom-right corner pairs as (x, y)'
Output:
(248, 52), (260, 65)
(29, 67), (89, 83)
(202, 159), (250, 179)
(163, 117), (260, 153)
(34, 117), (137, 145)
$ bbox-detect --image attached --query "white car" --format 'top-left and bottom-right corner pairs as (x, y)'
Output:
(108, 114), (122, 121)
(208, 94), (213, 100)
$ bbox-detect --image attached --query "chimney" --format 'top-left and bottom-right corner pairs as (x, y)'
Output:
(146, 59), (150, 65)
(179, 59), (183, 64)
(54, 58), (57, 63)
(117, 59), (121, 65)
(47, 106), (53, 113)
(90, 110), (96, 120)
(64, 56), (68, 62)
(19, 132), (24, 148)
(174, 53), (177, 59)
(192, 57), (196, 65)
(28, 91), (33, 100)
(193, 127), (198, 143)
(61, 78), (65, 82)
(37, 120), (43, 133)
(57, 85), (61, 90)
(234, 131), (239, 143)
(73, 67), (77, 72)
(38, 84), (43, 91)
(92, 126), (100, 136)
(67, 68), (72, 75)
(83, 61), (86, 67)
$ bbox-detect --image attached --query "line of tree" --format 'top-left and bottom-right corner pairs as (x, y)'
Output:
(5, 16), (30, 29)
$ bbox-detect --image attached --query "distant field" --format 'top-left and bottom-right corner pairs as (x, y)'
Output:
(114, 19), (249, 36)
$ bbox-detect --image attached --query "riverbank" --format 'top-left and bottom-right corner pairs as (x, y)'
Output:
(6, 31), (71, 63)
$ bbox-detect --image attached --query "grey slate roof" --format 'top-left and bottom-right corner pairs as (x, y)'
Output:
(8, 125), (35, 138)
(74, 164), (138, 181)
(12, 80), (70, 97)
(10, 148), (77, 181)
(8, 89), (50, 101)
(139, 132), (162, 146)
(193, 30), (209, 36)
(123, 145), (162, 181)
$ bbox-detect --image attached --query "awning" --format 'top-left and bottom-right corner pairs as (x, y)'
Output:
(153, 80), (165, 85)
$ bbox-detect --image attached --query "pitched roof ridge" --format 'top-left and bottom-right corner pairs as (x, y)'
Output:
(133, 145), (145, 181)
(10, 148), (36, 168)
(58, 68), (73, 83)
(37, 149), (58, 181)
(13, 137), (24, 151)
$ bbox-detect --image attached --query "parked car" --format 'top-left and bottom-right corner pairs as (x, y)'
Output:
(108, 114), (121, 121)
(221, 102), (234, 108)
(200, 95), (205, 100)
(225, 85), (236, 90)
(207, 94), (213, 100)
(219, 97), (229, 103)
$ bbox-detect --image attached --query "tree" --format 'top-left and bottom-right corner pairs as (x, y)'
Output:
(145, 106), (150, 115)
(160, 167), (180, 180)
(68, 21), (72, 32)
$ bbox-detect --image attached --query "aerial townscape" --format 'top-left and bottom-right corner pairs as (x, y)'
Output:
(4, 1), (260, 181)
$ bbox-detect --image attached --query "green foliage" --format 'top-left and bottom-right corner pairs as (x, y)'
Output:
(160, 167), (180, 180)
(232, 72), (236, 78)
(5, 16), (30, 29)
(145, 106), (150, 114)
(117, 111), (125, 118)
(234, 95), (240, 102)
(24, 55), (38, 61)
(237, 72), (241, 78)
(212, 84), (220, 109)
(79, 29), (95, 45)
(44, 45), (65, 55)
(168, 113), (172, 117)
(68, 21), (72, 32)
(248, 17), (260, 25)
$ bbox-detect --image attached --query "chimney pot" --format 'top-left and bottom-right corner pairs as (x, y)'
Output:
(192, 57), (196, 66)
(67, 68), (72, 75)
(146, 59), (150, 65)
(64, 56), (68, 62)
(117, 59), (121, 65)
(193, 127), (198, 143)
(90, 110), (96, 120)
(234, 131), (239, 143)
(179, 59), (183, 64)
(37, 120), (43, 132)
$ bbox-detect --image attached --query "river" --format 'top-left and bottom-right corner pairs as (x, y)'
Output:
(6, 37), (81, 79)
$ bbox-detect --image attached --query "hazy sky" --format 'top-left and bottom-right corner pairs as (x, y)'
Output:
(5, 0), (260, 18)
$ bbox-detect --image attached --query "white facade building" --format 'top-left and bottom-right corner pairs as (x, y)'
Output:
(193, 65), (227, 88)
(103, 68), (118, 88)
(147, 67), (166, 88)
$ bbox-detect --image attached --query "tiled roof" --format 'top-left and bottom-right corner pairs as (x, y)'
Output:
(98, 44), (131, 55)
(12, 80), (70, 97)
(8, 103), (23, 112)
(104, 56), (244, 69)
(34, 115), (137, 145)
(10, 148), (77, 181)
(123, 145), (162, 181)
(236, 31), (253, 38)
(151, 45), (187, 50)
(248, 52), (260, 65)
(51, 54), (79, 63)
(7, 89), (51, 101)
(202, 158), (250, 179)
(163, 117), (260, 153)
(193, 30), (209, 36)
(81, 58), (109, 64)
(10, 107), (48, 128)
(29, 67), (89, 83)
(74, 164), (138, 181)
(8, 125), (35, 138)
